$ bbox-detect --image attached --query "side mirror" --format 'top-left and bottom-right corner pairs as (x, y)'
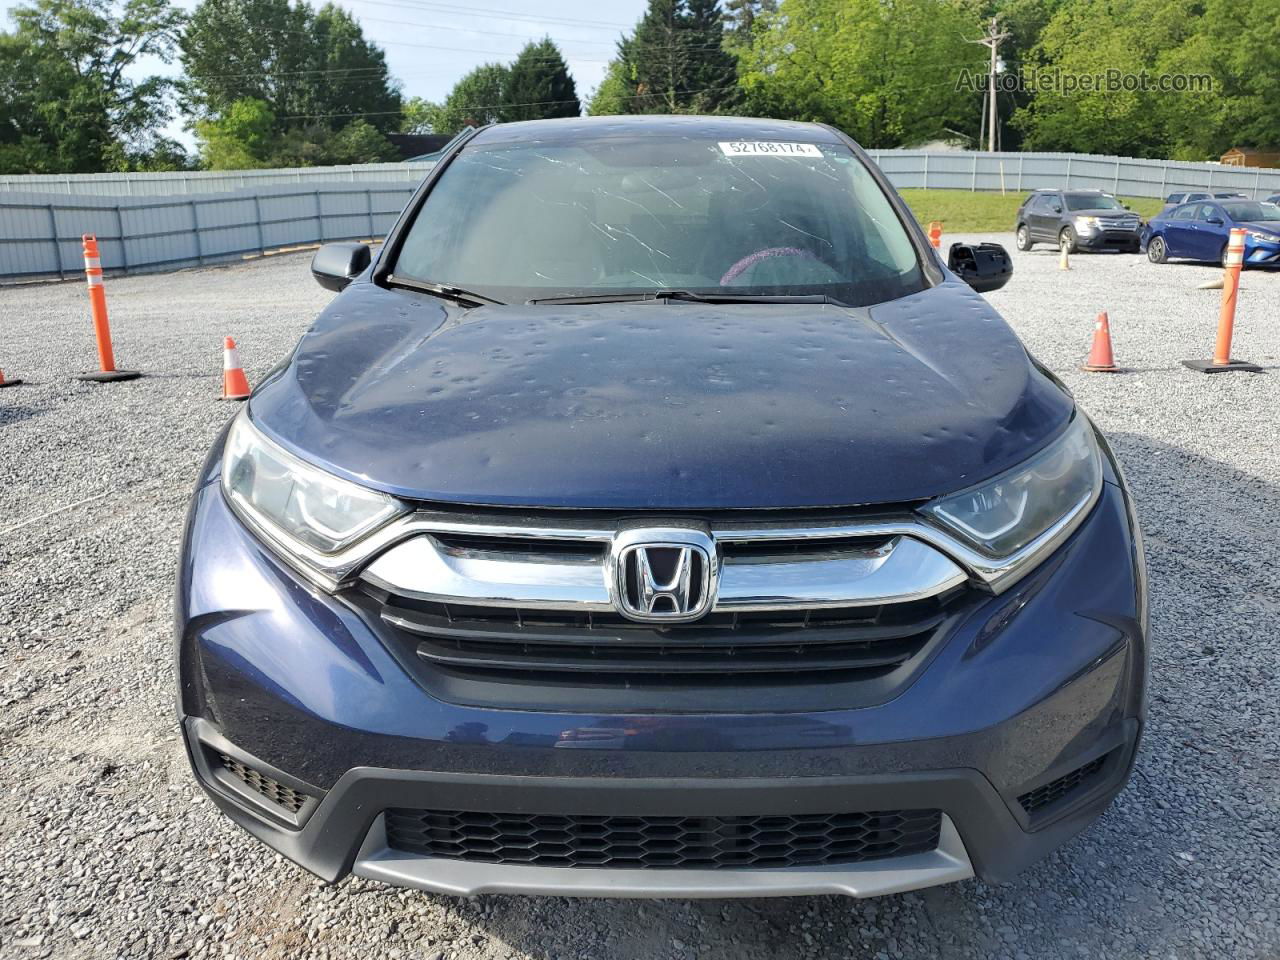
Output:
(311, 242), (371, 291)
(1123, 203), (1131, 210)
(1206, 217), (1224, 226)
(948, 242), (1013, 293)
(1051, 205), (1063, 214)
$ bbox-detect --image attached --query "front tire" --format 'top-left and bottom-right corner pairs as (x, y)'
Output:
(1059, 226), (1078, 254)
(1015, 224), (1033, 251)
(1147, 236), (1168, 264)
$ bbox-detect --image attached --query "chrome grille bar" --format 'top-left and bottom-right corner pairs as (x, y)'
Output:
(361, 532), (967, 613)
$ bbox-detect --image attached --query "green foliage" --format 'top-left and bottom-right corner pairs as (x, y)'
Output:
(738, 0), (984, 148)
(503, 38), (579, 123)
(400, 96), (438, 135)
(323, 117), (399, 164)
(587, 60), (629, 116)
(1010, 0), (1200, 157)
(1156, 0), (1280, 160)
(181, 0), (400, 168)
(423, 63), (509, 135)
(604, 0), (740, 115)
(721, 0), (775, 44)
(0, 0), (188, 173)
(421, 40), (579, 134)
(195, 96), (275, 168)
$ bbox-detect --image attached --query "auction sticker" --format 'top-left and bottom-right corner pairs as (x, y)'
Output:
(719, 141), (823, 157)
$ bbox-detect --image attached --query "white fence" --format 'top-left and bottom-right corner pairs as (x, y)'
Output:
(0, 180), (426, 280)
(0, 161), (434, 197)
(4, 150), (1280, 281)
(866, 150), (1280, 198)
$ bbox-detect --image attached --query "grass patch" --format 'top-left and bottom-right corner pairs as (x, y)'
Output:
(898, 189), (1163, 233)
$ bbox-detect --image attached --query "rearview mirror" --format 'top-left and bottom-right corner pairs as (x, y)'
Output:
(948, 242), (1013, 293)
(311, 242), (371, 292)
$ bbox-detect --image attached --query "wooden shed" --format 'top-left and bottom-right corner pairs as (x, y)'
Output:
(1220, 147), (1280, 168)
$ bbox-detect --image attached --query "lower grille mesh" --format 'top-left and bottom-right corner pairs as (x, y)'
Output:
(219, 754), (305, 814)
(384, 807), (942, 869)
(1018, 756), (1107, 815)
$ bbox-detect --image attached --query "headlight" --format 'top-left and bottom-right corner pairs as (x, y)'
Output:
(1073, 216), (1099, 231)
(222, 412), (405, 555)
(921, 415), (1102, 560)
(1247, 230), (1279, 243)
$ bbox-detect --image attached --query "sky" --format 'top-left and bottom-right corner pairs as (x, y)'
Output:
(0, 0), (652, 147)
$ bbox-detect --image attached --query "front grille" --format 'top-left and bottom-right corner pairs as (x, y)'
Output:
(219, 754), (305, 814)
(349, 514), (977, 711)
(371, 591), (955, 682)
(1018, 755), (1107, 815)
(384, 807), (942, 869)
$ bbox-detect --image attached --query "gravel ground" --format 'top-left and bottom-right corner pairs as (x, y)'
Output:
(1, 239), (1278, 960)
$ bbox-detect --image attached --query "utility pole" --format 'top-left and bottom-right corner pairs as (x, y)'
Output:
(968, 17), (1010, 152)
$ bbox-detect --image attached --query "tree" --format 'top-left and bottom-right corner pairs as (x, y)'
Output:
(323, 117), (399, 163)
(400, 96), (439, 134)
(195, 96), (275, 168)
(587, 60), (629, 115)
(722, 0), (775, 41)
(738, 0), (984, 147)
(308, 4), (400, 133)
(1009, 0), (1199, 157)
(601, 0), (740, 115)
(424, 63), (509, 135)
(503, 38), (580, 122)
(1151, 0), (1280, 159)
(181, 0), (400, 166)
(0, 0), (187, 173)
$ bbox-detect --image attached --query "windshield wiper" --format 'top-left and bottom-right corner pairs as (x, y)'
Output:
(529, 289), (849, 306)
(386, 275), (504, 307)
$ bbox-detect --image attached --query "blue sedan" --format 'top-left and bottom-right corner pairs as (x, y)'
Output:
(1143, 198), (1280, 267)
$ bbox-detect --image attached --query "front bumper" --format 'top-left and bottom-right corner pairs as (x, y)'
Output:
(1244, 239), (1280, 266)
(176, 444), (1147, 898)
(1076, 229), (1142, 251)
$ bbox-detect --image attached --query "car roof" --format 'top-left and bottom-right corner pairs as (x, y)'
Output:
(469, 115), (844, 146)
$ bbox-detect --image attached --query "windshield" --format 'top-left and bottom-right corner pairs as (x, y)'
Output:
(392, 136), (925, 306)
(1065, 194), (1124, 211)
(1221, 201), (1280, 222)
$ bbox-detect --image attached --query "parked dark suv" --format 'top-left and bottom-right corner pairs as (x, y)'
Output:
(177, 116), (1146, 900)
(1015, 189), (1142, 253)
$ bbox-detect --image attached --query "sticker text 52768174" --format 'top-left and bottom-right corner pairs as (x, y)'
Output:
(718, 141), (823, 158)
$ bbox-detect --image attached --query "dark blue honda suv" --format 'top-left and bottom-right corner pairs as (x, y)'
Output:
(177, 116), (1147, 899)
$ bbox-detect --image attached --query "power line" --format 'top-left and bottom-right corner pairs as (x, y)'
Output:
(183, 47), (1003, 83)
(276, 82), (744, 120)
(340, 0), (634, 43)
(343, 0), (634, 31)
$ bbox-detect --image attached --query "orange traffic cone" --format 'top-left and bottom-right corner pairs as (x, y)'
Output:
(1082, 312), (1123, 373)
(222, 337), (252, 400)
(0, 367), (21, 388)
(928, 221), (942, 249)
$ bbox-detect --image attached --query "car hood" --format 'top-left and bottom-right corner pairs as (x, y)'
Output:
(1073, 208), (1139, 220)
(248, 280), (1072, 510)
(1241, 221), (1280, 237)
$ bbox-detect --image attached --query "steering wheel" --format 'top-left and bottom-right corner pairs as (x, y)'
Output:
(720, 246), (829, 286)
